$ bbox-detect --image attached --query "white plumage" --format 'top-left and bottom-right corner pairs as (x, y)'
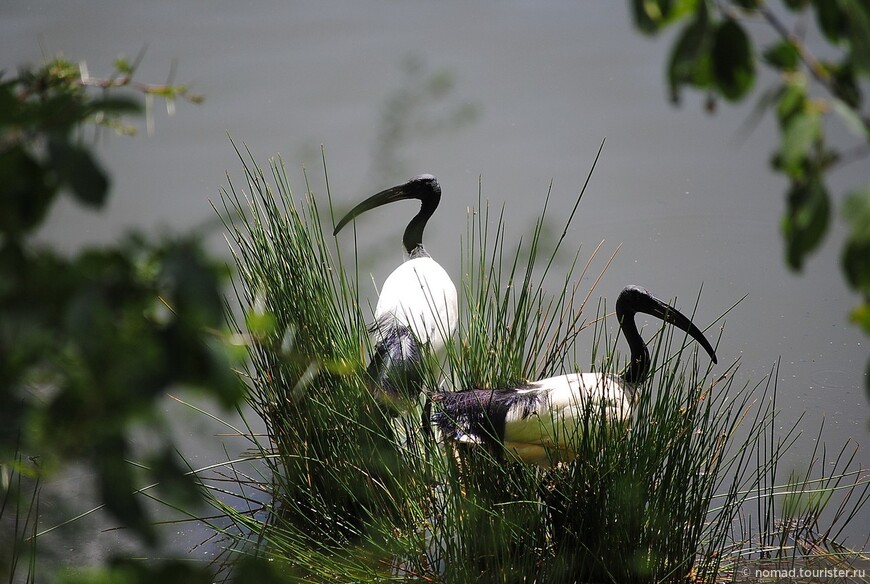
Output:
(334, 174), (458, 410)
(373, 256), (458, 358)
(434, 285), (718, 465)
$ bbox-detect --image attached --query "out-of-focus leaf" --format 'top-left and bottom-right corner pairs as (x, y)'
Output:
(87, 96), (142, 116)
(159, 241), (224, 326)
(734, 0), (761, 9)
(47, 138), (110, 207)
(779, 110), (821, 177)
(60, 559), (214, 584)
(783, 0), (810, 10)
(776, 79), (807, 126)
(113, 57), (133, 76)
(711, 19), (756, 101)
(763, 40), (800, 71)
(828, 60), (862, 108)
(813, 0), (847, 43)
(842, 0), (870, 75)
(0, 146), (57, 237)
(841, 187), (870, 292)
(831, 98), (868, 138)
(246, 304), (278, 339)
(850, 301), (870, 334)
(781, 175), (830, 270)
(152, 448), (203, 510)
(632, 0), (675, 35)
(95, 437), (156, 546)
(230, 556), (293, 583)
(667, 2), (712, 103)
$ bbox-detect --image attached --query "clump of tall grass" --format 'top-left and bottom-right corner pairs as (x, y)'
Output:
(210, 148), (868, 582)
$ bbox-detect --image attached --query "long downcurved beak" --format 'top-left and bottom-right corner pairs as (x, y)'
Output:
(333, 174), (439, 236)
(333, 184), (411, 235)
(627, 286), (718, 364)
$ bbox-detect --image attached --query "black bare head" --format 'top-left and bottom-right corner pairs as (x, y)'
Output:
(615, 285), (717, 384)
(333, 174), (441, 255)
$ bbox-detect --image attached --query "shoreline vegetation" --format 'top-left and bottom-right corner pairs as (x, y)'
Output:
(204, 150), (869, 582)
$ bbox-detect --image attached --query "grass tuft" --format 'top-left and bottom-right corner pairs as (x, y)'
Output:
(206, 147), (868, 582)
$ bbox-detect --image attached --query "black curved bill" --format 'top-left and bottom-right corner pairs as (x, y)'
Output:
(333, 174), (439, 236)
(627, 286), (718, 364)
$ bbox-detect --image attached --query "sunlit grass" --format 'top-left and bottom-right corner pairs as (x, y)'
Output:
(204, 147), (869, 583)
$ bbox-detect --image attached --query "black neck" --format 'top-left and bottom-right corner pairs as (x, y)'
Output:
(402, 196), (438, 254)
(616, 304), (650, 385)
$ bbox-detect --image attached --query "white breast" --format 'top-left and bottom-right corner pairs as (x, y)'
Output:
(502, 372), (634, 464)
(374, 257), (458, 353)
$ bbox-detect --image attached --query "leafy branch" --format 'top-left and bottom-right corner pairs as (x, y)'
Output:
(1, 54), (241, 566)
(629, 0), (870, 400)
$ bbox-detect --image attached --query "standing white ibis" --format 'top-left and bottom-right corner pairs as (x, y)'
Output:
(334, 174), (458, 412)
(433, 285), (717, 465)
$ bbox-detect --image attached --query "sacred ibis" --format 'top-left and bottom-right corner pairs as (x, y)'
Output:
(334, 174), (458, 412)
(433, 285), (717, 465)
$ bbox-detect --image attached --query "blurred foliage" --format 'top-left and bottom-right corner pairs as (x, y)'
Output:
(0, 55), (246, 581)
(629, 0), (870, 401)
(370, 55), (480, 184)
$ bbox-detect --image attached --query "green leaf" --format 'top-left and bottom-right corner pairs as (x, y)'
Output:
(666, 2), (712, 103)
(783, 0), (810, 10)
(828, 60), (862, 108)
(733, 0), (760, 9)
(841, 187), (870, 291)
(47, 138), (110, 207)
(113, 56), (133, 75)
(88, 95), (142, 116)
(813, 0), (847, 43)
(0, 145), (57, 237)
(152, 448), (203, 510)
(831, 98), (868, 138)
(779, 110), (822, 177)
(776, 79), (807, 126)
(61, 560), (214, 584)
(95, 437), (157, 546)
(711, 19), (756, 101)
(763, 40), (800, 71)
(841, 0), (870, 75)
(850, 301), (870, 334)
(781, 176), (830, 270)
(632, 0), (677, 35)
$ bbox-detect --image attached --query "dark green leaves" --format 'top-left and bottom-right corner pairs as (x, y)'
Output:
(763, 40), (801, 71)
(842, 188), (870, 392)
(778, 109), (822, 178)
(668, 3), (713, 103)
(813, 0), (847, 43)
(711, 19), (756, 101)
(0, 59), (140, 242)
(631, 0), (704, 34)
(0, 146), (56, 236)
(639, 1), (870, 295)
(842, 188), (870, 292)
(667, 10), (756, 104)
(781, 176), (830, 270)
(47, 138), (110, 207)
(841, 0), (870, 75)
(0, 57), (236, 559)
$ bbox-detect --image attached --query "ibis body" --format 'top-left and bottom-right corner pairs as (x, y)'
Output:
(434, 285), (717, 465)
(334, 174), (458, 409)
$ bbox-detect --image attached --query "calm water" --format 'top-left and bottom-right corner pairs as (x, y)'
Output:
(3, 0), (867, 565)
